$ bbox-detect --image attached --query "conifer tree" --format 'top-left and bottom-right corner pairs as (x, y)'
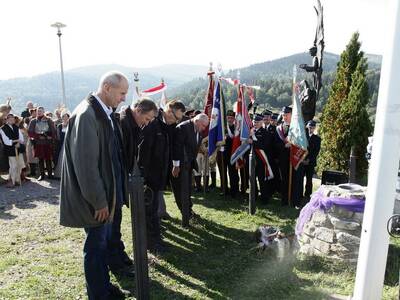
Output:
(318, 32), (371, 179)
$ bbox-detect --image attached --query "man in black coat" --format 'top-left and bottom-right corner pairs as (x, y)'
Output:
(171, 113), (209, 227)
(248, 114), (276, 203)
(138, 100), (185, 252)
(117, 98), (157, 268)
(303, 120), (321, 199)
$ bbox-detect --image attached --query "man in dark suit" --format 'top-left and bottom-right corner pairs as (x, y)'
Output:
(138, 100), (185, 252)
(303, 120), (321, 199)
(171, 113), (209, 227)
(248, 114), (276, 203)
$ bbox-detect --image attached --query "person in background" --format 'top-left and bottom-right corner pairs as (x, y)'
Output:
(54, 111), (70, 178)
(303, 120), (321, 200)
(15, 116), (29, 182)
(21, 101), (34, 119)
(28, 106), (56, 180)
(0, 113), (25, 187)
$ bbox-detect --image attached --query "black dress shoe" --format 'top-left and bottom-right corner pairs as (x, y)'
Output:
(108, 284), (131, 299)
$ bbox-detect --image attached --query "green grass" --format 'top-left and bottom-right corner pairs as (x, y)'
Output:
(0, 190), (399, 299)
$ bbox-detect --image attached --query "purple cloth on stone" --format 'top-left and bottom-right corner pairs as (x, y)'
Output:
(295, 186), (365, 236)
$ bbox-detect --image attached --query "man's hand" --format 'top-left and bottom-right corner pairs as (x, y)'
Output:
(247, 138), (253, 144)
(94, 206), (109, 222)
(285, 142), (291, 148)
(172, 166), (180, 178)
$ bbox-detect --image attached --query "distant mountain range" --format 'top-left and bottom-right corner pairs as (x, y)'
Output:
(1, 52), (381, 115)
(0, 64), (208, 114)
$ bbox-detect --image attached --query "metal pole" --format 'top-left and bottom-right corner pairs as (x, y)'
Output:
(129, 161), (149, 300)
(349, 146), (357, 183)
(51, 22), (67, 108)
(353, 1), (400, 298)
(57, 30), (67, 107)
(249, 145), (256, 215)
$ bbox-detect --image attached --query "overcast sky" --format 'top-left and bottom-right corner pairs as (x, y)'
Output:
(0, 0), (390, 80)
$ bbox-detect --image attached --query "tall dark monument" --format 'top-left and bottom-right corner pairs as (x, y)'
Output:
(299, 0), (324, 123)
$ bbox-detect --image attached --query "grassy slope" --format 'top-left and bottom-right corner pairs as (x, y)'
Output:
(0, 190), (398, 299)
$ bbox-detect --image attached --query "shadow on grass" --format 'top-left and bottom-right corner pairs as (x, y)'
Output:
(385, 242), (400, 287)
(152, 216), (329, 299)
(0, 179), (59, 219)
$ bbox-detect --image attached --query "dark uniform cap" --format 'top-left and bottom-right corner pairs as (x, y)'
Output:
(262, 109), (272, 116)
(281, 106), (292, 114)
(226, 110), (235, 117)
(271, 114), (278, 120)
(307, 120), (317, 127)
(253, 113), (263, 122)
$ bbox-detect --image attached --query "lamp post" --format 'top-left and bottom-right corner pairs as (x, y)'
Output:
(51, 22), (67, 108)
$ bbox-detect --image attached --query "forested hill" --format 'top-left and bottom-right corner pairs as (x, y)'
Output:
(169, 52), (382, 116)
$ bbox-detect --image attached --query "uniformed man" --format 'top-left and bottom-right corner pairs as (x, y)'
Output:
(303, 120), (321, 199)
(248, 114), (275, 203)
(274, 106), (303, 207)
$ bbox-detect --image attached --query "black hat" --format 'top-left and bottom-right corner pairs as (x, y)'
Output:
(306, 120), (317, 127)
(281, 106), (292, 114)
(262, 109), (272, 116)
(184, 108), (195, 116)
(226, 110), (235, 117)
(194, 110), (202, 115)
(253, 113), (263, 122)
(271, 113), (278, 120)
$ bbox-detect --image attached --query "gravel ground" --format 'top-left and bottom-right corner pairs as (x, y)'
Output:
(0, 176), (60, 216)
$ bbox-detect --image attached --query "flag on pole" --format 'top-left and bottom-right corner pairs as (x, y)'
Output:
(230, 85), (252, 165)
(141, 81), (167, 97)
(203, 68), (215, 136)
(208, 79), (226, 157)
(159, 90), (167, 109)
(288, 65), (309, 169)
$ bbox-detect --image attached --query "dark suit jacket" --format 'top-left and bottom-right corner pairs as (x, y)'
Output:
(172, 119), (201, 171)
(138, 109), (170, 191)
(120, 106), (141, 174)
(307, 134), (321, 166)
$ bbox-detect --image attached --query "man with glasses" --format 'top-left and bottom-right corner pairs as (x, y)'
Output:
(138, 100), (185, 254)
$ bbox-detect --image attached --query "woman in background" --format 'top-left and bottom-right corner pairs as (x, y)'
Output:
(54, 111), (70, 178)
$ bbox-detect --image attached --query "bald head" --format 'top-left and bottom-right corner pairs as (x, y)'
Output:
(96, 71), (129, 108)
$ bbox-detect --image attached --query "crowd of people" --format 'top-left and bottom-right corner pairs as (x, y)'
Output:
(1, 71), (321, 299)
(0, 101), (70, 187)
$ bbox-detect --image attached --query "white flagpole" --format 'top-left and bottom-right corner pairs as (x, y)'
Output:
(353, 1), (400, 299)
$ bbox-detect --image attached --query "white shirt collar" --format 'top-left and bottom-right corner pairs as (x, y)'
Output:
(93, 93), (113, 120)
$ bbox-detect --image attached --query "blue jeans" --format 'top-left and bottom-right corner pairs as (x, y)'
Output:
(84, 223), (112, 300)
(108, 204), (127, 270)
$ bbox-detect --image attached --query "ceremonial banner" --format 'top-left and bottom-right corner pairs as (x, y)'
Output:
(203, 69), (215, 136)
(208, 80), (226, 157)
(288, 65), (308, 169)
(230, 85), (252, 165)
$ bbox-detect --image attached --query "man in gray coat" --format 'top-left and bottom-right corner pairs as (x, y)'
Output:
(60, 71), (130, 299)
